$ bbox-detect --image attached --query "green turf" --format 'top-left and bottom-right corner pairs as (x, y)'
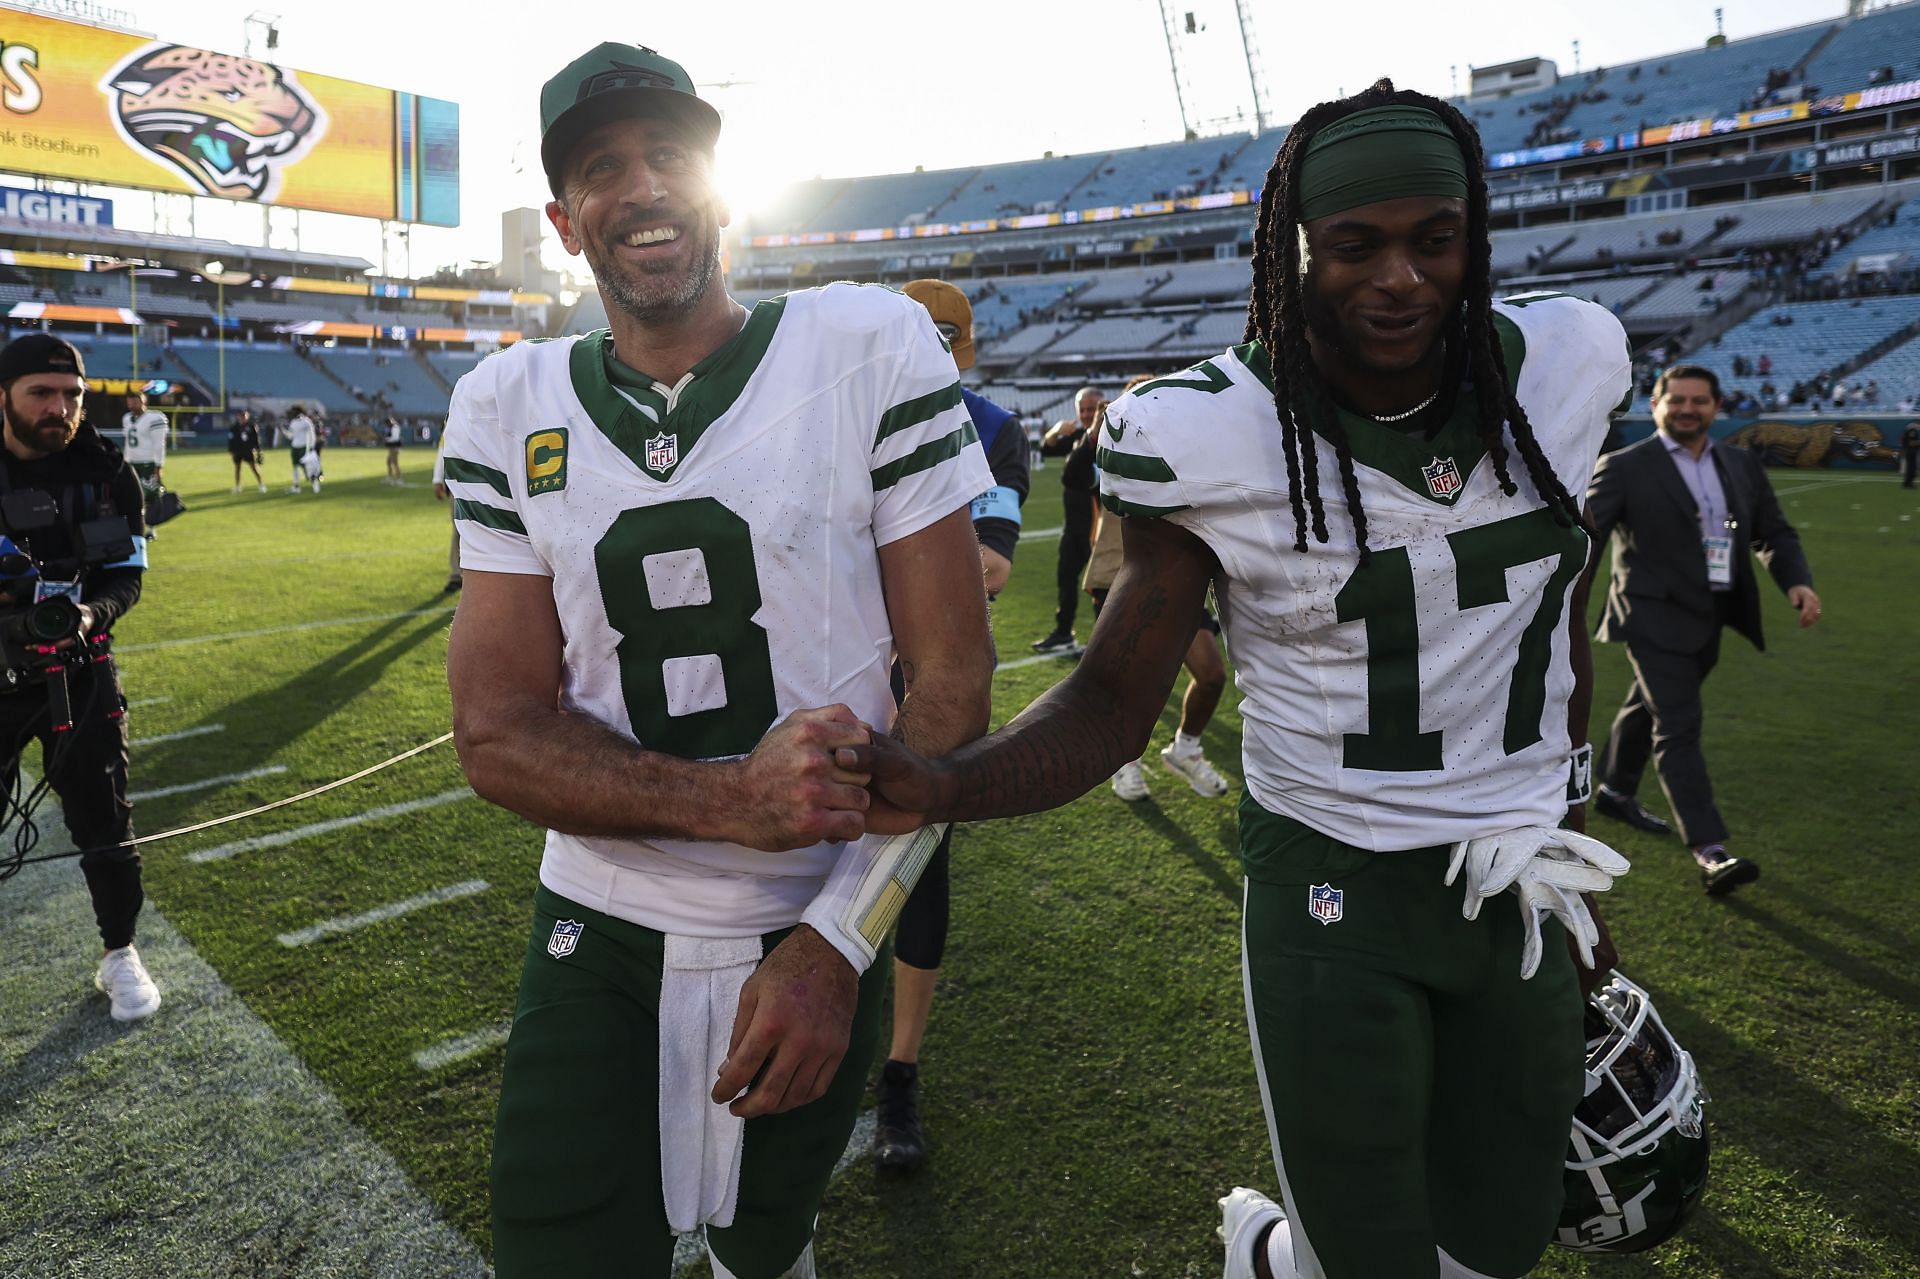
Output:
(110, 450), (1918, 1277)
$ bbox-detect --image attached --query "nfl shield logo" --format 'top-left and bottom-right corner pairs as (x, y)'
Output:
(645, 431), (679, 473)
(547, 918), (584, 959)
(1307, 883), (1344, 926)
(1421, 456), (1463, 500)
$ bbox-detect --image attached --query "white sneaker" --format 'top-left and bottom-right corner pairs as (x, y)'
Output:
(258, 482), (268, 493)
(231, 484), (242, 494)
(289, 484), (302, 493)
(1111, 760), (1150, 801)
(1219, 1186), (1287, 1279)
(312, 478), (322, 493)
(1162, 740), (1231, 798)
(95, 945), (161, 1022)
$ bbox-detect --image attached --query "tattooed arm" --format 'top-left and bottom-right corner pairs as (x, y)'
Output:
(865, 515), (1217, 828)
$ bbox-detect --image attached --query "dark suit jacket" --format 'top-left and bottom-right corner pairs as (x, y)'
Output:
(1587, 433), (1813, 653)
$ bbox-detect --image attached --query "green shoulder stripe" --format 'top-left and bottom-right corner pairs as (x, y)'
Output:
(1100, 491), (1190, 519)
(442, 456), (510, 496)
(453, 499), (526, 536)
(876, 382), (963, 446)
(871, 421), (978, 491)
(1096, 446), (1177, 483)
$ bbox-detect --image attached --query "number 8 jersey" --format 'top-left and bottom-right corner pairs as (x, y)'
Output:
(1100, 294), (1631, 852)
(441, 282), (992, 935)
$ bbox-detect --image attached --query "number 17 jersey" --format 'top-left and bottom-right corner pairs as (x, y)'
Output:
(441, 283), (992, 935)
(1100, 295), (1631, 852)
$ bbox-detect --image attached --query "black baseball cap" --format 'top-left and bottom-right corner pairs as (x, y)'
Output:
(539, 43), (721, 195)
(0, 333), (85, 383)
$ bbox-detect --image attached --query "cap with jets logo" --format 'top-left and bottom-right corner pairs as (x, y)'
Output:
(539, 43), (722, 195)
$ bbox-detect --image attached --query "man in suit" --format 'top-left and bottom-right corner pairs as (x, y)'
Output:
(1587, 363), (1822, 895)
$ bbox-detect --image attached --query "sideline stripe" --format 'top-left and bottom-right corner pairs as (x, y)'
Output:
(279, 879), (490, 948)
(996, 649), (1081, 674)
(413, 1021), (512, 1072)
(118, 607), (455, 654)
(188, 786), (474, 864)
(1019, 525), (1061, 540)
(131, 724), (224, 748)
(126, 696), (173, 709)
(130, 764), (287, 802)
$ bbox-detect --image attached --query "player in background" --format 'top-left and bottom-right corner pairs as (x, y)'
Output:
(120, 391), (168, 494)
(285, 404), (317, 493)
(861, 81), (1632, 1279)
(443, 43), (993, 1279)
(383, 414), (405, 485)
(228, 407), (266, 493)
(872, 279), (1030, 1173)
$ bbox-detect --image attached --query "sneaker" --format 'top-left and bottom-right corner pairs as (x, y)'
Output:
(1595, 785), (1672, 835)
(1112, 760), (1150, 801)
(312, 478), (322, 494)
(442, 577), (463, 594)
(258, 482), (268, 493)
(95, 945), (161, 1022)
(231, 484), (242, 494)
(1161, 740), (1231, 798)
(873, 1059), (927, 1173)
(289, 484), (302, 493)
(1219, 1186), (1287, 1279)
(1030, 629), (1078, 654)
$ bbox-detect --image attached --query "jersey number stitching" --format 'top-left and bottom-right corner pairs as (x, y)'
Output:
(1334, 507), (1586, 772)
(595, 497), (779, 760)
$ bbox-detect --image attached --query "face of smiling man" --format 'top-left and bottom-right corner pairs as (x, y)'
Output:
(547, 115), (728, 327)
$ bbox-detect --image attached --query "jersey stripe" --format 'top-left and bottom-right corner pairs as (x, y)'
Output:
(1096, 447), (1177, 483)
(1101, 491), (1191, 518)
(870, 421), (978, 491)
(453, 499), (527, 535)
(443, 456), (510, 496)
(875, 382), (964, 446)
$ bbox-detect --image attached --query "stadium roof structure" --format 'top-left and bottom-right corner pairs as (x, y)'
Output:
(0, 216), (375, 275)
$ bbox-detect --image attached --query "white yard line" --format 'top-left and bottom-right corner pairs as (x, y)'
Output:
(279, 880), (490, 948)
(1019, 525), (1062, 540)
(118, 607), (455, 654)
(412, 1022), (512, 1072)
(996, 649), (1081, 674)
(1774, 474), (1890, 496)
(187, 787), (473, 864)
(131, 764), (287, 803)
(125, 696), (173, 709)
(130, 724), (224, 748)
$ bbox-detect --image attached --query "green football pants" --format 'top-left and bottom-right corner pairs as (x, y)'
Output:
(491, 886), (888, 1279)
(1239, 796), (1587, 1279)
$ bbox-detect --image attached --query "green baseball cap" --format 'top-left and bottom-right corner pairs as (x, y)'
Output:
(539, 43), (722, 194)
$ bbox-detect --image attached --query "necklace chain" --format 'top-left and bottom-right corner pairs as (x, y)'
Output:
(1367, 389), (1440, 423)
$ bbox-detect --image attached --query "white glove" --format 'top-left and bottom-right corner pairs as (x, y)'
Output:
(1445, 826), (1631, 979)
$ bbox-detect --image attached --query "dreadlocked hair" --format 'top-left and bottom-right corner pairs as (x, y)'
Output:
(1243, 78), (1590, 563)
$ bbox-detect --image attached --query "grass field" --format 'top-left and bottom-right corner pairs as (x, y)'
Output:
(21, 444), (1919, 1277)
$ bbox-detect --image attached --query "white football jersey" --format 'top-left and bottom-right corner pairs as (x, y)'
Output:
(442, 283), (992, 935)
(121, 410), (168, 465)
(1101, 294), (1630, 851)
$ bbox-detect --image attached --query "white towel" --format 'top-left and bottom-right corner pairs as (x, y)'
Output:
(659, 933), (763, 1234)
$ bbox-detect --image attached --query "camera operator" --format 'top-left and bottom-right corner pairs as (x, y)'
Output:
(0, 335), (157, 1022)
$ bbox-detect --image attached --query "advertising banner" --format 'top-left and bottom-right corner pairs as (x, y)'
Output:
(0, 7), (458, 224)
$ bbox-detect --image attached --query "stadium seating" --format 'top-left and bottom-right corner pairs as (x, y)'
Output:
(310, 347), (449, 415)
(1680, 295), (1920, 396)
(1811, 199), (1920, 276)
(1075, 135), (1253, 206)
(1799, 3), (1920, 95)
(168, 339), (354, 412)
(1622, 271), (1754, 327)
(1834, 333), (1920, 405)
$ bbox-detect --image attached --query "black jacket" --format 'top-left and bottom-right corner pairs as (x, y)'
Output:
(0, 425), (146, 634)
(1587, 433), (1811, 653)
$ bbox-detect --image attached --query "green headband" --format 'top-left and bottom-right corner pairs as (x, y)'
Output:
(1297, 105), (1469, 223)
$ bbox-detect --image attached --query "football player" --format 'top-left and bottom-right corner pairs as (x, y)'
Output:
(443, 44), (994, 1279)
(862, 80), (1633, 1279)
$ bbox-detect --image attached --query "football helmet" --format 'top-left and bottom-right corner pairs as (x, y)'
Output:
(1554, 971), (1710, 1254)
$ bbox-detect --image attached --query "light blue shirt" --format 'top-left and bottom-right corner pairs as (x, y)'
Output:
(1659, 430), (1732, 592)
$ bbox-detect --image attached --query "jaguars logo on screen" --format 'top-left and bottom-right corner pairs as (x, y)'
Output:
(99, 45), (327, 202)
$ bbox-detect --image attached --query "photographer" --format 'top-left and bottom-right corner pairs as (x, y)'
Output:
(0, 335), (156, 1022)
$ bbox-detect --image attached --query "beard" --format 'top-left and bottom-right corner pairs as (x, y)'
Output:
(1, 392), (78, 455)
(581, 208), (722, 327)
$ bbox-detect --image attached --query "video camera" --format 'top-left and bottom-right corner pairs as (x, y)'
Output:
(0, 488), (134, 731)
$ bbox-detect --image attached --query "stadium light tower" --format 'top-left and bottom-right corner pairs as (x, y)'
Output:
(1231, 0), (1272, 134)
(1157, 0), (1198, 140)
(1158, 0), (1272, 139)
(243, 12), (281, 59)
